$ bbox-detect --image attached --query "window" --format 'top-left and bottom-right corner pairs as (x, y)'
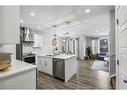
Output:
(99, 39), (108, 52)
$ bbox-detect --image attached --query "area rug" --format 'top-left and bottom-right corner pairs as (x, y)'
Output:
(91, 60), (109, 72)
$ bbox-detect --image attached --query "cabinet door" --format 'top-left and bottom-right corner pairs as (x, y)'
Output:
(39, 57), (46, 72)
(41, 58), (52, 75)
(45, 58), (53, 75)
(37, 57), (53, 75)
(0, 6), (19, 44)
(37, 57), (42, 71)
(38, 35), (43, 47)
(33, 34), (38, 47)
(33, 34), (43, 47)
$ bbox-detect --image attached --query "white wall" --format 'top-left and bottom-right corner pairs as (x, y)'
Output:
(43, 32), (54, 54)
(0, 6), (19, 44)
(0, 44), (16, 54)
(0, 44), (16, 59)
(79, 35), (86, 60)
(109, 10), (115, 55)
(92, 39), (99, 54)
(86, 37), (92, 48)
(42, 31), (61, 55)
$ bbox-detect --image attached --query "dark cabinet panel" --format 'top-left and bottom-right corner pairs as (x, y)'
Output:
(53, 58), (65, 80)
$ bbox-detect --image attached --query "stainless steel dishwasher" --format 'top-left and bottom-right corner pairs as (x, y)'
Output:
(53, 58), (65, 80)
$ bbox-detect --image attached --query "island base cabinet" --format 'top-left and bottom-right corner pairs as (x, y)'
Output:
(65, 56), (77, 82)
(0, 69), (36, 89)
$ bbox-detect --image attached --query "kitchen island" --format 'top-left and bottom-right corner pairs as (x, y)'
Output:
(53, 54), (78, 82)
(0, 59), (36, 89)
(36, 54), (77, 82)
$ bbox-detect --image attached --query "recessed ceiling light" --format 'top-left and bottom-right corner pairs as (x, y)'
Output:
(95, 30), (98, 32)
(20, 20), (24, 23)
(63, 40), (66, 42)
(30, 12), (35, 16)
(85, 9), (90, 13)
(104, 40), (107, 43)
(37, 26), (41, 28)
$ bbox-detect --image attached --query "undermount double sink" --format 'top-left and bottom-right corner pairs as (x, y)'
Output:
(37, 53), (76, 60)
(46, 54), (60, 57)
(46, 53), (73, 56)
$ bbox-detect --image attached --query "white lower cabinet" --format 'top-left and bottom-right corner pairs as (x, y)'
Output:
(37, 56), (53, 75)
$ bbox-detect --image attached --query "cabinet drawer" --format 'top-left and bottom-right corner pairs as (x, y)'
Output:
(37, 57), (42, 71)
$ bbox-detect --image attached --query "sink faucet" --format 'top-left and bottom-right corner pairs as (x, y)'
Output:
(53, 47), (58, 55)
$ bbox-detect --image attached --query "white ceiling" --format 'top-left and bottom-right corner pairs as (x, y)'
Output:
(20, 6), (114, 37)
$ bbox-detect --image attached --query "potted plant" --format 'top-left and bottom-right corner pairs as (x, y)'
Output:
(85, 46), (92, 59)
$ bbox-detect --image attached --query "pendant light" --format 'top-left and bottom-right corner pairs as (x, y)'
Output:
(52, 25), (57, 46)
(63, 21), (70, 36)
(66, 21), (70, 34)
(65, 21), (70, 53)
(66, 21), (70, 41)
(53, 6), (58, 38)
(52, 7), (58, 47)
(53, 25), (57, 38)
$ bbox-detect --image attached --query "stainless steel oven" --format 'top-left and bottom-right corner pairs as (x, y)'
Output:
(23, 54), (35, 65)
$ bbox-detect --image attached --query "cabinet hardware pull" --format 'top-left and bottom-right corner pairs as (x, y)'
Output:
(117, 59), (119, 65)
(45, 61), (47, 66)
(123, 79), (127, 83)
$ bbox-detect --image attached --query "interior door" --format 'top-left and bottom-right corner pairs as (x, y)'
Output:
(116, 6), (127, 89)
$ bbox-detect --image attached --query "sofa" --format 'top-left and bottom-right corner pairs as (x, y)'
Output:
(96, 52), (108, 60)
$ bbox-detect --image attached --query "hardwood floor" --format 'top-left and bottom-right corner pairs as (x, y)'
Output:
(37, 60), (113, 89)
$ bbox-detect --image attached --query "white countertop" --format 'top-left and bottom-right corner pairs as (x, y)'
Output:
(37, 53), (76, 60)
(37, 54), (55, 58)
(53, 54), (76, 59)
(0, 60), (36, 80)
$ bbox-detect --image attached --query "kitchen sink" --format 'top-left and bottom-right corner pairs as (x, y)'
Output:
(46, 54), (60, 56)
(46, 54), (54, 56)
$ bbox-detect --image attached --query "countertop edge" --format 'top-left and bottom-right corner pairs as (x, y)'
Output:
(36, 54), (76, 59)
(0, 67), (36, 81)
(0, 60), (36, 80)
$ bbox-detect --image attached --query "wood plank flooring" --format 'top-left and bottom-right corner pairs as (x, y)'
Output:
(37, 60), (113, 89)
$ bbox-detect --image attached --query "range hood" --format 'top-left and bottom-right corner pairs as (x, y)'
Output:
(21, 27), (34, 44)
(25, 28), (30, 42)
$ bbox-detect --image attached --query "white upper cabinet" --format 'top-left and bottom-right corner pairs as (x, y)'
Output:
(0, 6), (20, 44)
(33, 34), (43, 47)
